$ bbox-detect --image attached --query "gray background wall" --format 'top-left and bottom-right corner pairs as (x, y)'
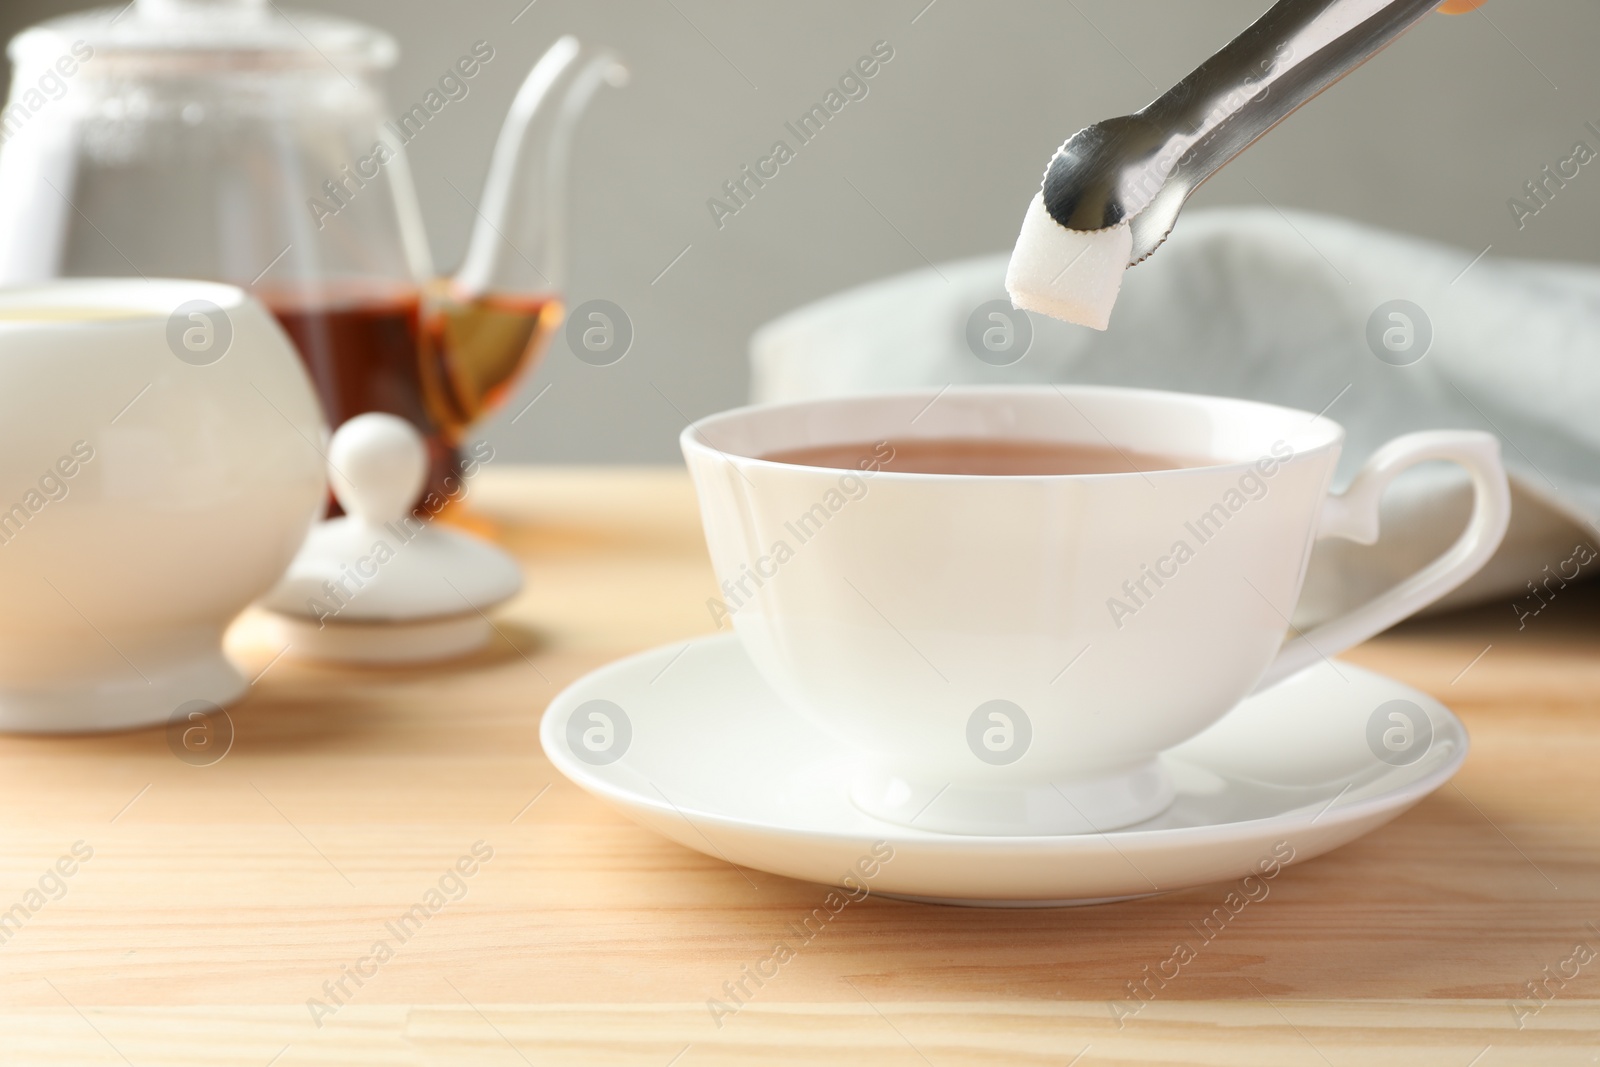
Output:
(4, 0), (1597, 462)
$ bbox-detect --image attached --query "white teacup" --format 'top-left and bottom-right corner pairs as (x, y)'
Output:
(682, 386), (1510, 836)
(0, 279), (326, 733)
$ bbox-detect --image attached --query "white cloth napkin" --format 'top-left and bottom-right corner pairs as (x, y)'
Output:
(750, 208), (1600, 624)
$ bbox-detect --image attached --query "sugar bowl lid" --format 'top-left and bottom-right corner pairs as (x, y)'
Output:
(259, 414), (520, 627)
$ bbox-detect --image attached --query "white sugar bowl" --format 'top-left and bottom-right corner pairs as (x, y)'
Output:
(0, 279), (327, 733)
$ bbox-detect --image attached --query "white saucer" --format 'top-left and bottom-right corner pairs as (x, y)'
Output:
(541, 634), (1467, 907)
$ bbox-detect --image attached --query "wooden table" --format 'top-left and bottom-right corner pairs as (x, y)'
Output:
(2, 467), (1596, 1065)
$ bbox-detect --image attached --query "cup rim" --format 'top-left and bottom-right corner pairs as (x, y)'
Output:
(682, 384), (1344, 481)
(0, 277), (248, 326)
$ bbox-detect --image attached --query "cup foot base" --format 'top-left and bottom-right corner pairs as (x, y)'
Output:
(0, 648), (246, 734)
(850, 760), (1174, 836)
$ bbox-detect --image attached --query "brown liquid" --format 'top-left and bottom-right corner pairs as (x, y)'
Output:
(260, 281), (562, 510)
(420, 280), (564, 437)
(762, 438), (1208, 476)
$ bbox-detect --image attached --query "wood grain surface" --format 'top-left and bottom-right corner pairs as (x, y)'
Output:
(0, 467), (1595, 1065)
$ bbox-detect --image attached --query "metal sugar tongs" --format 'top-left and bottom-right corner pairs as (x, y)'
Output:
(1040, 0), (1446, 264)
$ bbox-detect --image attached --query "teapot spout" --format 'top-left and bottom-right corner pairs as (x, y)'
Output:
(453, 36), (627, 298)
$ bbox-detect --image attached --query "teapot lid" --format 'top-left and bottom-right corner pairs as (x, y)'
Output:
(9, 0), (397, 71)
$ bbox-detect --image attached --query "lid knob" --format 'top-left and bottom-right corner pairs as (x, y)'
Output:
(328, 413), (426, 525)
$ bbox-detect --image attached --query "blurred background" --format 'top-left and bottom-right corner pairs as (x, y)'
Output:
(3, 0), (1596, 463)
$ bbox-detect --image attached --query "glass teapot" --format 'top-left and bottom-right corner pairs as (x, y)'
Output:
(0, 0), (625, 500)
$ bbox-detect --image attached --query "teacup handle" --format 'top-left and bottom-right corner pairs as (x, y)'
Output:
(1254, 430), (1511, 693)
